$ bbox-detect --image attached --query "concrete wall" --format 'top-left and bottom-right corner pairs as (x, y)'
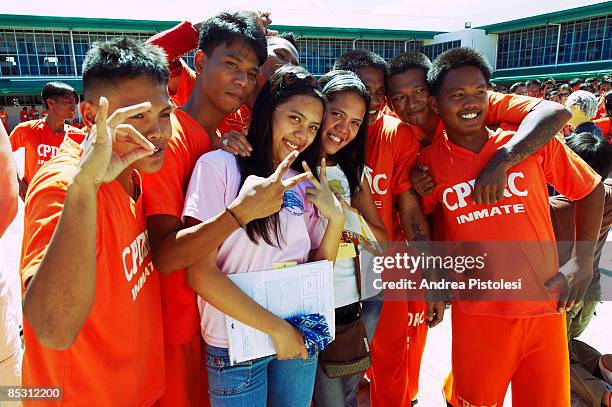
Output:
(431, 29), (499, 69)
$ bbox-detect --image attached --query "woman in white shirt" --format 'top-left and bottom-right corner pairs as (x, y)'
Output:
(183, 65), (345, 407)
(312, 70), (388, 407)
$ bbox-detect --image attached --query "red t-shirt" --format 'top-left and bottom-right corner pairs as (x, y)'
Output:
(141, 109), (213, 344)
(20, 110), (29, 122)
(365, 113), (420, 241)
(419, 128), (600, 317)
(10, 119), (85, 183)
(21, 137), (164, 406)
(594, 116), (611, 141)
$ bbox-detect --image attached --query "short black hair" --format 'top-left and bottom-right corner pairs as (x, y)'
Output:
(579, 83), (595, 92)
(542, 78), (556, 88)
(277, 32), (299, 53)
(526, 78), (541, 87)
(427, 47), (492, 97)
(509, 82), (524, 93)
(566, 132), (612, 178)
(569, 78), (583, 87)
(333, 50), (388, 77)
(387, 52), (432, 78)
(198, 11), (267, 66)
(41, 82), (79, 109)
(82, 37), (169, 99)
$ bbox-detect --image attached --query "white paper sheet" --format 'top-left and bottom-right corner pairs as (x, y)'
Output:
(225, 260), (335, 365)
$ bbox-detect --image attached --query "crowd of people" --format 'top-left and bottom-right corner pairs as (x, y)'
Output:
(1, 9), (612, 407)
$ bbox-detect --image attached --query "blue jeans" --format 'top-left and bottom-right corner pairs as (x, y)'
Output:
(206, 345), (318, 407)
(312, 291), (384, 407)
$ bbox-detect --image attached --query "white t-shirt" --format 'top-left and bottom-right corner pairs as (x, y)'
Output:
(320, 165), (360, 308)
(183, 150), (326, 348)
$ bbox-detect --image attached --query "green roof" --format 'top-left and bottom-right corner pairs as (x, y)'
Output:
(477, 1), (612, 33)
(269, 25), (441, 40)
(0, 78), (82, 96)
(0, 14), (441, 39)
(492, 61), (612, 83)
(0, 14), (179, 32)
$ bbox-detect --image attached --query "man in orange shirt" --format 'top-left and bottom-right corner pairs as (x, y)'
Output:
(142, 12), (308, 407)
(146, 13), (299, 154)
(19, 107), (28, 122)
(420, 47), (604, 407)
(0, 107), (9, 132)
(10, 82), (83, 200)
(333, 50), (444, 407)
(20, 37), (172, 406)
(387, 51), (574, 406)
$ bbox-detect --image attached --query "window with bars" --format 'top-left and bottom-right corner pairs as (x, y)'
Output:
(422, 40), (461, 61)
(294, 38), (423, 76)
(0, 29), (154, 78)
(496, 14), (612, 69)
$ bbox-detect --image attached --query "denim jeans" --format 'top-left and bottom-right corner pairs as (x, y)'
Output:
(312, 291), (384, 407)
(206, 344), (318, 407)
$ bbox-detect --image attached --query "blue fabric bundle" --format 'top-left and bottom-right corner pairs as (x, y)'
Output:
(285, 313), (332, 357)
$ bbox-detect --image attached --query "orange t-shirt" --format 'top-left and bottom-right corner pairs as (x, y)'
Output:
(141, 109), (213, 344)
(9, 119), (85, 183)
(365, 113), (420, 241)
(594, 116), (611, 141)
(20, 137), (164, 406)
(419, 128), (600, 317)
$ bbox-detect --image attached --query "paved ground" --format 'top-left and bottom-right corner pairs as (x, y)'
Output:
(3, 151), (610, 406)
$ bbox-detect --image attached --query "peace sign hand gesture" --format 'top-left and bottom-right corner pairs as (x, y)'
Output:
(302, 158), (345, 223)
(76, 97), (155, 187)
(230, 151), (311, 224)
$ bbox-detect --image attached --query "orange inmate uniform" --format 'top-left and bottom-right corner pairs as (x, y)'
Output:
(9, 119), (84, 184)
(419, 128), (600, 407)
(141, 109), (213, 407)
(396, 91), (541, 404)
(20, 137), (164, 406)
(365, 112), (424, 407)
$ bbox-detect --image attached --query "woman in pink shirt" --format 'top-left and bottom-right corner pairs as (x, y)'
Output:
(183, 65), (345, 407)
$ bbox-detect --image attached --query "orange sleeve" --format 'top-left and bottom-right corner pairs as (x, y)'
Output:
(9, 123), (27, 151)
(541, 137), (601, 201)
(485, 92), (542, 125)
(392, 123), (420, 194)
(20, 172), (69, 289)
(142, 132), (189, 219)
(171, 59), (196, 107)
